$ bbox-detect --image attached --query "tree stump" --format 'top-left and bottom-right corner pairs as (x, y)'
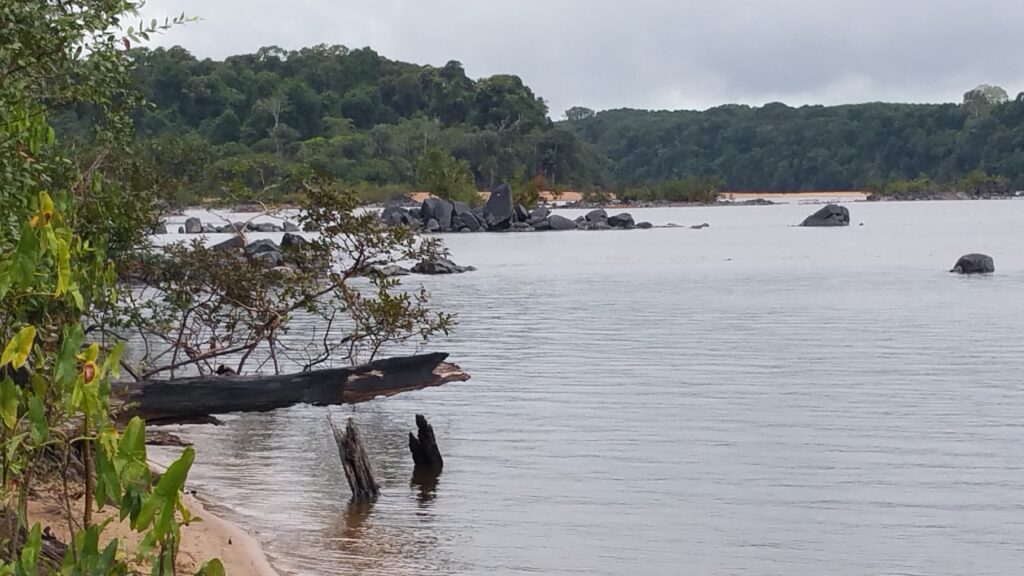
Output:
(328, 415), (380, 501)
(408, 414), (443, 473)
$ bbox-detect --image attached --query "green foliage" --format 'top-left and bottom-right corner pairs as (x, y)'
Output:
(417, 147), (479, 205)
(867, 170), (1011, 199)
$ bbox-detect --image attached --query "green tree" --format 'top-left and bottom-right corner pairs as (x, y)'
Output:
(418, 147), (479, 204)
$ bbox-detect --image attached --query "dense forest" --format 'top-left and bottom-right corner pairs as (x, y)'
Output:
(53, 45), (1024, 203)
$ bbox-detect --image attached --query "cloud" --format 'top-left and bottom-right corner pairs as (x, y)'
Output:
(142, 0), (1024, 116)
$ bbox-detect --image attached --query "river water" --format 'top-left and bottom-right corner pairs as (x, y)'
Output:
(152, 200), (1024, 576)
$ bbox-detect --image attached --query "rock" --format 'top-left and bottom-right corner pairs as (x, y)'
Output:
(244, 239), (281, 258)
(608, 213), (635, 228)
(800, 204), (850, 227)
(201, 224), (218, 234)
(637, 222), (654, 229)
(411, 258), (476, 275)
(211, 236), (245, 252)
(532, 219), (552, 231)
(184, 217), (202, 234)
(283, 221), (301, 232)
(951, 253), (995, 274)
(425, 218), (441, 233)
(459, 227), (472, 233)
(527, 206), (550, 225)
(483, 183), (514, 229)
(250, 250), (282, 268)
(281, 233), (308, 250)
(151, 223), (168, 235)
(547, 215), (576, 231)
(215, 226), (231, 233)
(381, 206), (415, 227)
(255, 223), (282, 233)
(514, 204), (530, 223)
(586, 221), (613, 231)
(421, 198), (454, 231)
(372, 265), (411, 277)
(452, 202), (482, 231)
(177, 227), (184, 234)
(585, 209), (608, 224)
(690, 223), (710, 229)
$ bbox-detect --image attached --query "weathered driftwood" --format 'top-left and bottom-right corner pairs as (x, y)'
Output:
(113, 353), (469, 425)
(328, 415), (379, 501)
(408, 414), (443, 473)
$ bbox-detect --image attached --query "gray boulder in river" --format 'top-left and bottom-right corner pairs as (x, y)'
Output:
(951, 253), (995, 274)
(547, 214), (577, 231)
(483, 183), (514, 229)
(421, 197), (454, 231)
(184, 217), (202, 234)
(411, 258), (476, 274)
(800, 204), (850, 227)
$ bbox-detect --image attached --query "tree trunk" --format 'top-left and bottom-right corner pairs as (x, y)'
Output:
(328, 415), (379, 501)
(113, 353), (469, 425)
(408, 414), (443, 473)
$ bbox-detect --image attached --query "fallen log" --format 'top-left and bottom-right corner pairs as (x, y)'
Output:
(113, 353), (469, 425)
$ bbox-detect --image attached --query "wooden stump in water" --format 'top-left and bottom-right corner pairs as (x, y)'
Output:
(408, 414), (443, 473)
(328, 415), (380, 501)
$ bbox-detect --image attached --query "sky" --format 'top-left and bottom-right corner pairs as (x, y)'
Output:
(142, 0), (1024, 118)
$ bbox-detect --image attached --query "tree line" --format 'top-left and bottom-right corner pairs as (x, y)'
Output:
(53, 45), (1024, 203)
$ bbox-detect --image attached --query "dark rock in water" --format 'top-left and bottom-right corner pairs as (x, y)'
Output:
(951, 253), (995, 274)
(514, 204), (530, 223)
(215, 225), (231, 233)
(411, 258), (476, 275)
(585, 208), (608, 223)
(527, 206), (550, 225)
(608, 213), (635, 228)
(800, 204), (850, 227)
(691, 223), (710, 229)
(371, 264), (411, 277)
(255, 222), (282, 233)
(547, 215), (576, 231)
(421, 198), (454, 231)
(211, 236), (245, 252)
(281, 233), (308, 250)
(201, 224), (218, 234)
(532, 219), (552, 231)
(184, 217), (202, 234)
(483, 183), (514, 229)
(283, 221), (301, 232)
(151, 223), (168, 235)
(586, 221), (613, 231)
(244, 239), (281, 258)
(459, 227), (472, 233)
(425, 218), (441, 233)
(381, 206), (416, 227)
(177, 227), (185, 234)
(637, 222), (654, 229)
(452, 202), (482, 231)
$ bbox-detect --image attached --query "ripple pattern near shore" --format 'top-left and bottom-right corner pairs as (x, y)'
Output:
(157, 200), (1024, 576)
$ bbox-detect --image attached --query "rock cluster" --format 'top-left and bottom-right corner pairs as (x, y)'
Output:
(159, 219), (302, 235)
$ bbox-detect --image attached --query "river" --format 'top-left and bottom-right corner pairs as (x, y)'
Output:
(152, 199), (1024, 576)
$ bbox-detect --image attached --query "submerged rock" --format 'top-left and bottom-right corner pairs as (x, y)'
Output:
(691, 223), (710, 229)
(800, 204), (850, 227)
(636, 222), (654, 229)
(411, 258), (476, 275)
(951, 253), (995, 274)
(371, 264), (411, 277)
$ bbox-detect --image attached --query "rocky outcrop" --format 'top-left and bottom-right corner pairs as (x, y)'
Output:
(411, 258), (476, 275)
(608, 213), (635, 228)
(800, 204), (850, 227)
(421, 198), (454, 231)
(951, 253), (995, 274)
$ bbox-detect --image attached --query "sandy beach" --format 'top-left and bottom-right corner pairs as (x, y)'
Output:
(27, 472), (278, 575)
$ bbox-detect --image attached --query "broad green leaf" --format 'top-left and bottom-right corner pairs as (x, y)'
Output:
(27, 396), (48, 445)
(93, 438), (121, 508)
(196, 559), (226, 576)
(135, 446), (194, 535)
(0, 378), (18, 431)
(55, 238), (70, 296)
(0, 261), (12, 301)
(102, 341), (125, 380)
(1, 325), (35, 369)
(18, 523), (41, 573)
(12, 223), (37, 288)
(81, 342), (100, 363)
(55, 324), (84, 389)
(118, 417), (147, 464)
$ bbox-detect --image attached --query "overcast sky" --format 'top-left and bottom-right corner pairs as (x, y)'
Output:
(142, 0), (1024, 117)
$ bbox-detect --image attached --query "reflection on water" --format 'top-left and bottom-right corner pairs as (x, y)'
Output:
(154, 201), (1024, 575)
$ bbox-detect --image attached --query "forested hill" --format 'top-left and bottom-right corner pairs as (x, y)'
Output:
(565, 95), (1024, 192)
(55, 45), (1024, 202)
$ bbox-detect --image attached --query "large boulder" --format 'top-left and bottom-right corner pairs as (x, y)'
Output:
(211, 236), (245, 252)
(514, 204), (530, 223)
(527, 206), (550, 225)
(483, 184), (514, 229)
(200, 224), (218, 234)
(184, 217), (202, 234)
(607, 213), (635, 228)
(381, 206), (416, 227)
(452, 201), (482, 231)
(585, 208), (608, 224)
(244, 239), (281, 258)
(800, 204), (850, 227)
(421, 198), (454, 231)
(425, 218), (441, 233)
(151, 223), (168, 235)
(281, 233), (308, 250)
(547, 214), (577, 231)
(411, 258), (477, 275)
(951, 253), (995, 274)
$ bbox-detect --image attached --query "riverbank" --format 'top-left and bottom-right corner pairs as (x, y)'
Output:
(26, 476), (278, 575)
